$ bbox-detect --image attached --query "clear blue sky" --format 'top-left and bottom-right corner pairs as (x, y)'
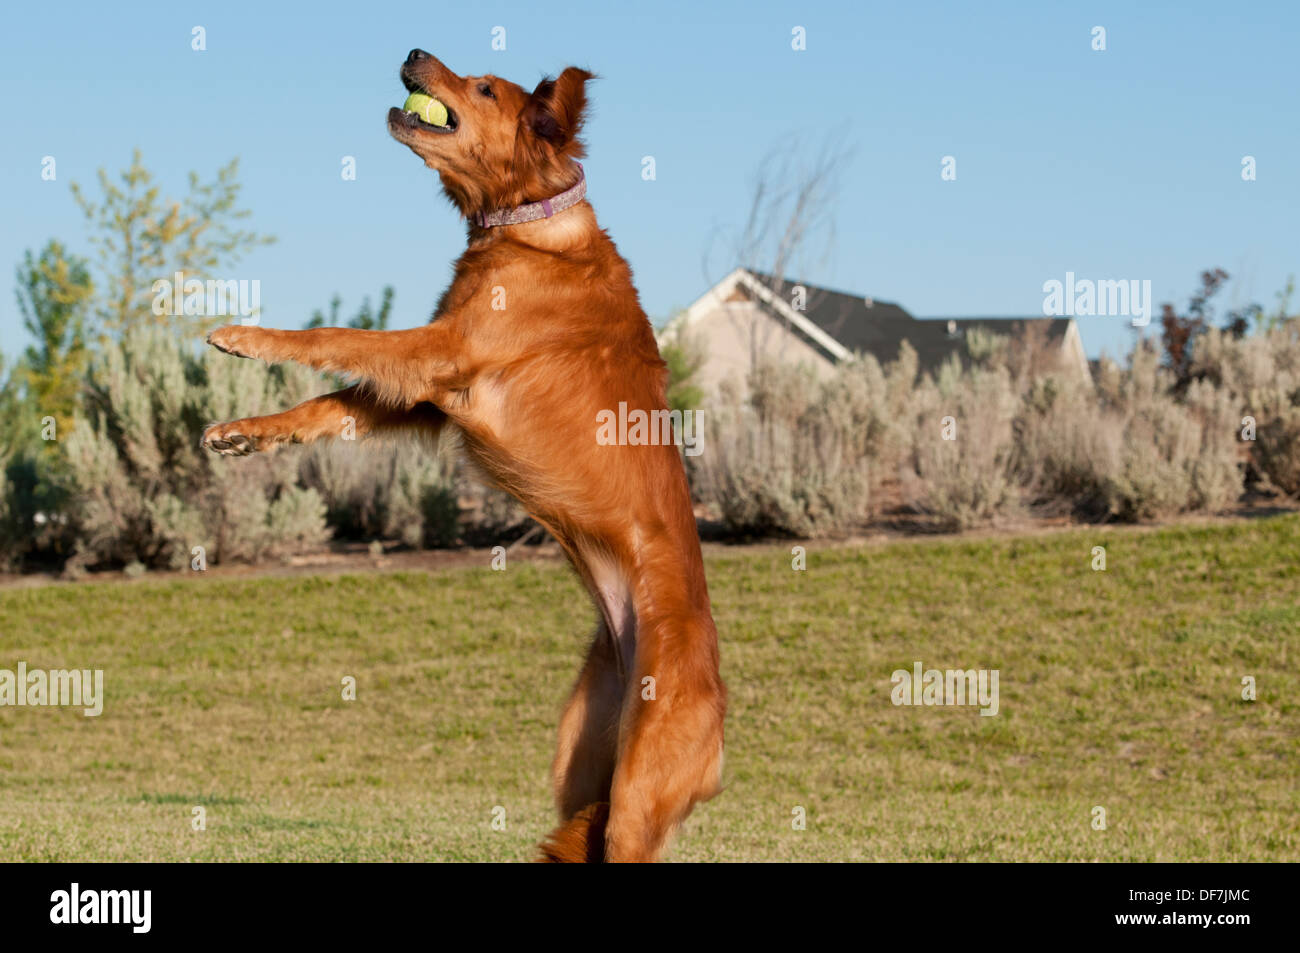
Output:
(1, 0), (1296, 361)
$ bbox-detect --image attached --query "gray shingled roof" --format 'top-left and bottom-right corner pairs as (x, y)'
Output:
(746, 270), (1070, 374)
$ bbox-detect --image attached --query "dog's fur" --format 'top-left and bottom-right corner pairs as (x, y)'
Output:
(201, 51), (725, 862)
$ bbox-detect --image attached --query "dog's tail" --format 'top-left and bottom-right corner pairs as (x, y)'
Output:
(536, 802), (609, 863)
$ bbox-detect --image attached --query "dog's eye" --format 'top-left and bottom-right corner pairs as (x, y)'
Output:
(478, 83), (495, 99)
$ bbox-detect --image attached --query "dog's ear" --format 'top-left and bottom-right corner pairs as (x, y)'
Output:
(522, 67), (594, 150)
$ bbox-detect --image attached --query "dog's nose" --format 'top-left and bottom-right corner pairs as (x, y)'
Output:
(406, 49), (429, 65)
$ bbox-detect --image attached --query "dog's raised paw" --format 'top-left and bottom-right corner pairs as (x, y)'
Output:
(202, 426), (257, 456)
(206, 326), (255, 359)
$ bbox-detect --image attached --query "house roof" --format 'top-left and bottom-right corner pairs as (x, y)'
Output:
(744, 270), (1072, 374)
(893, 316), (1075, 374)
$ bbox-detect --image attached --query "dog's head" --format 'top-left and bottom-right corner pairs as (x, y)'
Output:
(388, 50), (593, 220)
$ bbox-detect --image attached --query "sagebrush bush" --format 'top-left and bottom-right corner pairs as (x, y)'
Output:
(1257, 410), (1300, 494)
(689, 323), (1273, 537)
(911, 359), (1020, 529)
(1181, 377), (1246, 511)
(61, 327), (332, 569)
(1191, 321), (1300, 494)
(300, 439), (459, 548)
(1099, 345), (1242, 518)
(1014, 345), (1243, 520)
(694, 362), (874, 536)
(1013, 375), (1121, 517)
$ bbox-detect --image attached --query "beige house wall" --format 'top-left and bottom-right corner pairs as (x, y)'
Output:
(1059, 320), (1091, 383)
(685, 301), (836, 396)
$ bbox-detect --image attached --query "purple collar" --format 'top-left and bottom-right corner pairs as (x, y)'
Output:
(475, 164), (586, 228)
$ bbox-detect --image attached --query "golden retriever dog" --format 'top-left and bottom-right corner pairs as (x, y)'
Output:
(201, 50), (725, 862)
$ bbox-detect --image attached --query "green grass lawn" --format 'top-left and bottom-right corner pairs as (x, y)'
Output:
(1, 515), (1297, 861)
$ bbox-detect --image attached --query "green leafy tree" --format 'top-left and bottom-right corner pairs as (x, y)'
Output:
(71, 149), (273, 336)
(0, 242), (93, 565)
(14, 240), (94, 434)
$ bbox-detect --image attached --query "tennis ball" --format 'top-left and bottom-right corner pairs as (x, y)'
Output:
(403, 92), (449, 127)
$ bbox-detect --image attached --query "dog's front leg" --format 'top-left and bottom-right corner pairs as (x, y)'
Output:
(207, 324), (463, 405)
(202, 385), (447, 456)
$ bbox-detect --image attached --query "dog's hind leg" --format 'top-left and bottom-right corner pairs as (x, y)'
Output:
(603, 609), (726, 863)
(552, 626), (625, 815)
(538, 625), (625, 862)
(202, 385), (446, 456)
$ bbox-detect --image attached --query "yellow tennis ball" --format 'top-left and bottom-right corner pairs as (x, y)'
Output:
(402, 92), (448, 127)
